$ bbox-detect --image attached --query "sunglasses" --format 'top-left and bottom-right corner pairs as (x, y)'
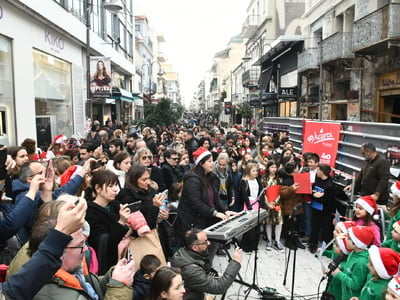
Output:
(169, 157), (180, 161)
(141, 155), (152, 160)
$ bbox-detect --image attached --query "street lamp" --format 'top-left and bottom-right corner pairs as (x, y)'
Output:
(141, 61), (165, 102)
(85, 0), (123, 119)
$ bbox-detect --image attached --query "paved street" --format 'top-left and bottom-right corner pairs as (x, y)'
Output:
(213, 239), (331, 300)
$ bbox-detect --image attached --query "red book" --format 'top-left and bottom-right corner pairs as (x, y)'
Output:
(293, 173), (312, 194)
(265, 185), (280, 202)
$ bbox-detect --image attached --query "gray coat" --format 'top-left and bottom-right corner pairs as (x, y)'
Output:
(171, 247), (240, 300)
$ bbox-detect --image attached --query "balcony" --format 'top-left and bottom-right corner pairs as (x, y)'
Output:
(297, 48), (319, 73)
(353, 4), (400, 53)
(321, 32), (354, 64)
(241, 15), (258, 38)
(242, 67), (260, 87)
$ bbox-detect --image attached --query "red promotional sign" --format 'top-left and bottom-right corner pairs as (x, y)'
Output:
(302, 121), (341, 167)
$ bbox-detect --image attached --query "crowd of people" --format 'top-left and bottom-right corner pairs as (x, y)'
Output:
(0, 118), (399, 300)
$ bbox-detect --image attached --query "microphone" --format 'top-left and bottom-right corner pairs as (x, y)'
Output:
(322, 255), (344, 281)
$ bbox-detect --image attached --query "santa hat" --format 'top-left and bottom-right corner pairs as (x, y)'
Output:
(336, 235), (352, 255)
(348, 226), (374, 250)
(369, 245), (400, 279)
(192, 147), (211, 166)
(53, 134), (67, 144)
(388, 275), (400, 296)
(355, 195), (377, 216)
(337, 221), (354, 235)
(60, 165), (82, 186)
(391, 181), (400, 199)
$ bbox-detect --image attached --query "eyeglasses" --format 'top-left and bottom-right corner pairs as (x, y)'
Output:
(194, 239), (209, 246)
(65, 245), (85, 253)
(29, 170), (43, 178)
(141, 155), (152, 160)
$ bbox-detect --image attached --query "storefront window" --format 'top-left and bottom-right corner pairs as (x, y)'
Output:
(33, 49), (72, 149)
(0, 35), (16, 145)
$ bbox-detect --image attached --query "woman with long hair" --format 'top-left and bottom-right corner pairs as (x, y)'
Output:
(117, 164), (168, 269)
(148, 267), (185, 300)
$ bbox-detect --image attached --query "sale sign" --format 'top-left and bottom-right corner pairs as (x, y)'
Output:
(302, 121), (341, 167)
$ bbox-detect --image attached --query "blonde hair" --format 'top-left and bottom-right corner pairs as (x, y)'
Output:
(133, 148), (153, 164)
(243, 160), (259, 180)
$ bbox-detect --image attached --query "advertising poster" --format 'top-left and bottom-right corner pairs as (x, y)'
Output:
(90, 56), (112, 98)
(302, 121), (341, 167)
(387, 145), (400, 178)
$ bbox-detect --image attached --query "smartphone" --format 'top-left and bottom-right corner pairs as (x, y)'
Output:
(161, 189), (169, 199)
(126, 200), (142, 212)
(45, 160), (53, 179)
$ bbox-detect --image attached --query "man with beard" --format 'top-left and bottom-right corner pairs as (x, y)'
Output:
(344, 142), (390, 205)
(170, 228), (242, 300)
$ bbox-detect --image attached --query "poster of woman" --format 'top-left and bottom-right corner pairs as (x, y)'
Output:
(90, 57), (112, 98)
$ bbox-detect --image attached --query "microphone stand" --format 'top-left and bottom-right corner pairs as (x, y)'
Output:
(243, 185), (268, 300)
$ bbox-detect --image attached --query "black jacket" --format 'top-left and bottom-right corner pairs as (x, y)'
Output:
(133, 270), (151, 300)
(85, 200), (128, 275)
(311, 176), (336, 214)
(239, 177), (265, 211)
(149, 165), (166, 192)
(161, 162), (183, 190)
(178, 171), (227, 232)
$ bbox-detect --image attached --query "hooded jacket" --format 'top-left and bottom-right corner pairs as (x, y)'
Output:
(171, 247), (240, 300)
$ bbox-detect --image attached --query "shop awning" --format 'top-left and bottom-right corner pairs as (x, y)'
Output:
(259, 67), (273, 91)
(111, 87), (134, 102)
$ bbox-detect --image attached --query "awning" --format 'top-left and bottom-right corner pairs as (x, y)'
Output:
(259, 67), (273, 91)
(111, 87), (134, 102)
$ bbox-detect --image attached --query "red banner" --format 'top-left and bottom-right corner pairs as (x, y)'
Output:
(302, 121), (341, 167)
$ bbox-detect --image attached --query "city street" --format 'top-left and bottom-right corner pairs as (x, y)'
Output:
(213, 239), (331, 300)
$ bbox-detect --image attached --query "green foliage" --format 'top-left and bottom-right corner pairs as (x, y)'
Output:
(235, 102), (253, 127)
(143, 98), (184, 127)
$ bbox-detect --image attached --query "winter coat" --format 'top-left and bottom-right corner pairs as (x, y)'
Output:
(311, 176), (336, 214)
(10, 175), (83, 243)
(171, 247), (240, 300)
(279, 173), (303, 217)
(133, 270), (151, 300)
(333, 250), (369, 300)
(85, 200), (128, 275)
(178, 171), (227, 232)
(238, 177), (264, 211)
(161, 162), (183, 190)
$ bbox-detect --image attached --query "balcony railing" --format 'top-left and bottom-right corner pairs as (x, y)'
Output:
(353, 4), (400, 52)
(241, 15), (258, 38)
(322, 32), (354, 63)
(297, 48), (319, 73)
(242, 67), (260, 86)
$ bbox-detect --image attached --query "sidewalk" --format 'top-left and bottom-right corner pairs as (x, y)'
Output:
(213, 239), (331, 299)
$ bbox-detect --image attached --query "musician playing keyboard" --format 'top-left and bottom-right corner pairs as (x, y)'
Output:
(178, 148), (238, 263)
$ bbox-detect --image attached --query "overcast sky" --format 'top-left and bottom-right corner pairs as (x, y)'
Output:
(134, 1), (248, 107)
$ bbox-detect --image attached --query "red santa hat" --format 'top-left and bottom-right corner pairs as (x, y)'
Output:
(192, 147), (212, 166)
(60, 165), (82, 186)
(391, 181), (400, 199)
(369, 245), (400, 279)
(53, 134), (67, 144)
(388, 275), (400, 296)
(336, 235), (352, 255)
(355, 195), (377, 216)
(337, 221), (354, 235)
(348, 226), (374, 250)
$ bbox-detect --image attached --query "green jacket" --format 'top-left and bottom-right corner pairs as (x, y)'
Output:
(385, 210), (400, 241)
(333, 250), (369, 300)
(359, 274), (389, 300)
(381, 239), (400, 253)
(326, 260), (347, 299)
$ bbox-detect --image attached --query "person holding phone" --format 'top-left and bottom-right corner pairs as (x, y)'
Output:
(85, 169), (130, 275)
(117, 164), (168, 270)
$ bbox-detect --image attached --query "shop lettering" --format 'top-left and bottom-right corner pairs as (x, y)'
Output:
(280, 88), (295, 96)
(0, 6), (3, 20)
(45, 30), (64, 50)
(307, 130), (335, 144)
(382, 73), (400, 87)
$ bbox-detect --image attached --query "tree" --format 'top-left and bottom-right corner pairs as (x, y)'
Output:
(235, 102), (253, 128)
(143, 98), (184, 128)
